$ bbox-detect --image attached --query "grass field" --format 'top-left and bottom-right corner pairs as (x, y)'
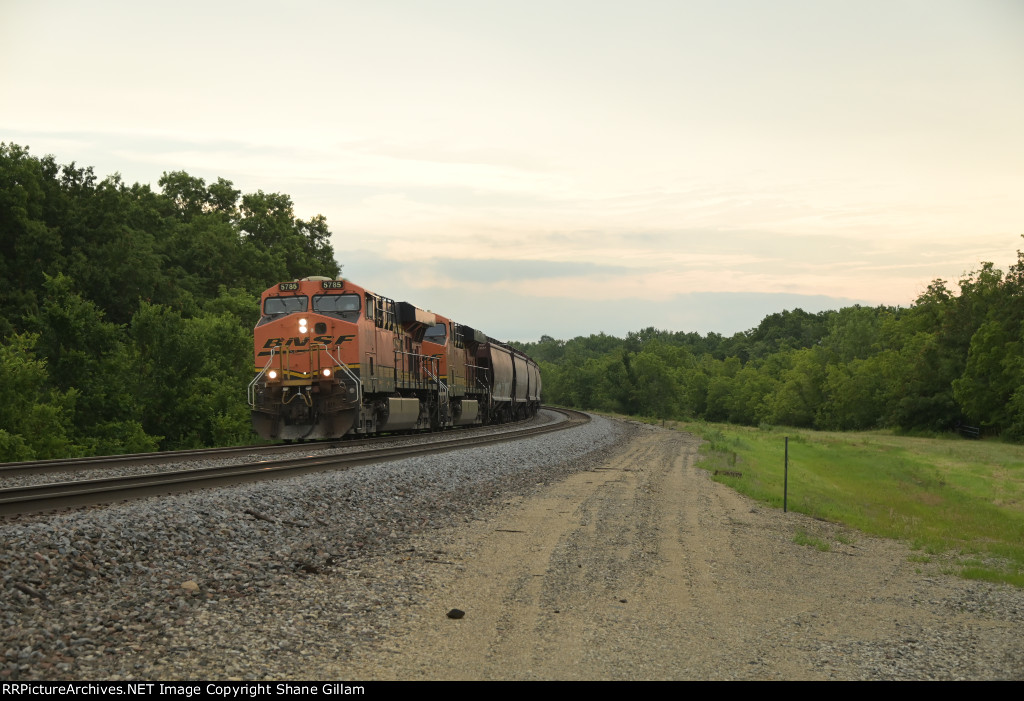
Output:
(678, 421), (1024, 587)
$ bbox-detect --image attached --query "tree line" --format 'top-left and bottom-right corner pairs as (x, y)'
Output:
(0, 143), (340, 460)
(516, 251), (1024, 441)
(3, 142), (1021, 460)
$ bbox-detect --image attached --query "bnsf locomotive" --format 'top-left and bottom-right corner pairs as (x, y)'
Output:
(248, 277), (542, 441)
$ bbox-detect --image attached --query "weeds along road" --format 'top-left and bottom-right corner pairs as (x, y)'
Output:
(340, 421), (1023, 681)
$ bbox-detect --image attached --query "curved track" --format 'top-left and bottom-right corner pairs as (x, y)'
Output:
(0, 408), (589, 517)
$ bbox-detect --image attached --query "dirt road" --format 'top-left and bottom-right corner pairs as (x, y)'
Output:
(339, 423), (1023, 680)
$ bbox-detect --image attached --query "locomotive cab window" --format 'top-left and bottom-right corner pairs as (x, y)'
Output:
(263, 295), (308, 317)
(313, 293), (361, 321)
(424, 323), (447, 344)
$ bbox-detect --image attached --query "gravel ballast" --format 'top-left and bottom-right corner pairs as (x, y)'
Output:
(3, 414), (1022, 680)
(1, 411), (629, 680)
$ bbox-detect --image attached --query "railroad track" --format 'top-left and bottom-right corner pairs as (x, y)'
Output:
(0, 432), (415, 477)
(0, 408), (589, 516)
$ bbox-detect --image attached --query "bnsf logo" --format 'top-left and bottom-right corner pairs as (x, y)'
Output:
(257, 334), (354, 356)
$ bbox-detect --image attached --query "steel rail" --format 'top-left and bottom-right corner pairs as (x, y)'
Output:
(0, 409), (562, 477)
(0, 443), (353, 478)
(0, 408), (589, 517)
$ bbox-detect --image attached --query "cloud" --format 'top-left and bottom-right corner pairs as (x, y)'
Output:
(422, 258), (633, 284)
(336, 248), (874, 341)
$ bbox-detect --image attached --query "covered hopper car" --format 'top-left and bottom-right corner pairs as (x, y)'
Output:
(248, 277), (541, 441)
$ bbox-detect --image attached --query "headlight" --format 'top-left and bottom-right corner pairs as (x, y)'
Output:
(322, 368), (332, 377)
(298, 318), (308, 334)
(268, 370), (278, 380)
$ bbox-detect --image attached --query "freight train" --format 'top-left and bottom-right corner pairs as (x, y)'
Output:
(248, 277), (541, 441)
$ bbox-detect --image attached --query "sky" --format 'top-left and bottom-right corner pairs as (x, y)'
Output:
(2, 0), (1022, 341)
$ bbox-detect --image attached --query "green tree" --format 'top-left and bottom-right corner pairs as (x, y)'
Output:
(816, 354), (891, 430)
(239, 191), (340, 284)
(57, 174), (168, 324)
(953, 320), (1014, 427)
(0, 144), (65, 335)
(763, 348), (826, 427)
(628, 346), (681, 420)
(27, 273), (157, 455)
(0, 334), (78, 460)
(130, 302), (252, 449)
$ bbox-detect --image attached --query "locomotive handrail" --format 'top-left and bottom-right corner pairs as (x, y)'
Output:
(423, 364), (449, 402)
(394, 348), (445, 389)
(423, 363), (450, 424)
(424, 365), (448, 393)
(248, 347), (278, 408)
(322, 344), (363, 407)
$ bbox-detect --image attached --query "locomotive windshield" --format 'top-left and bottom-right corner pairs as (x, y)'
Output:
(263, 296), (308, 316)
(424, 323), (447, 344)
(313, 293), (361, 321)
